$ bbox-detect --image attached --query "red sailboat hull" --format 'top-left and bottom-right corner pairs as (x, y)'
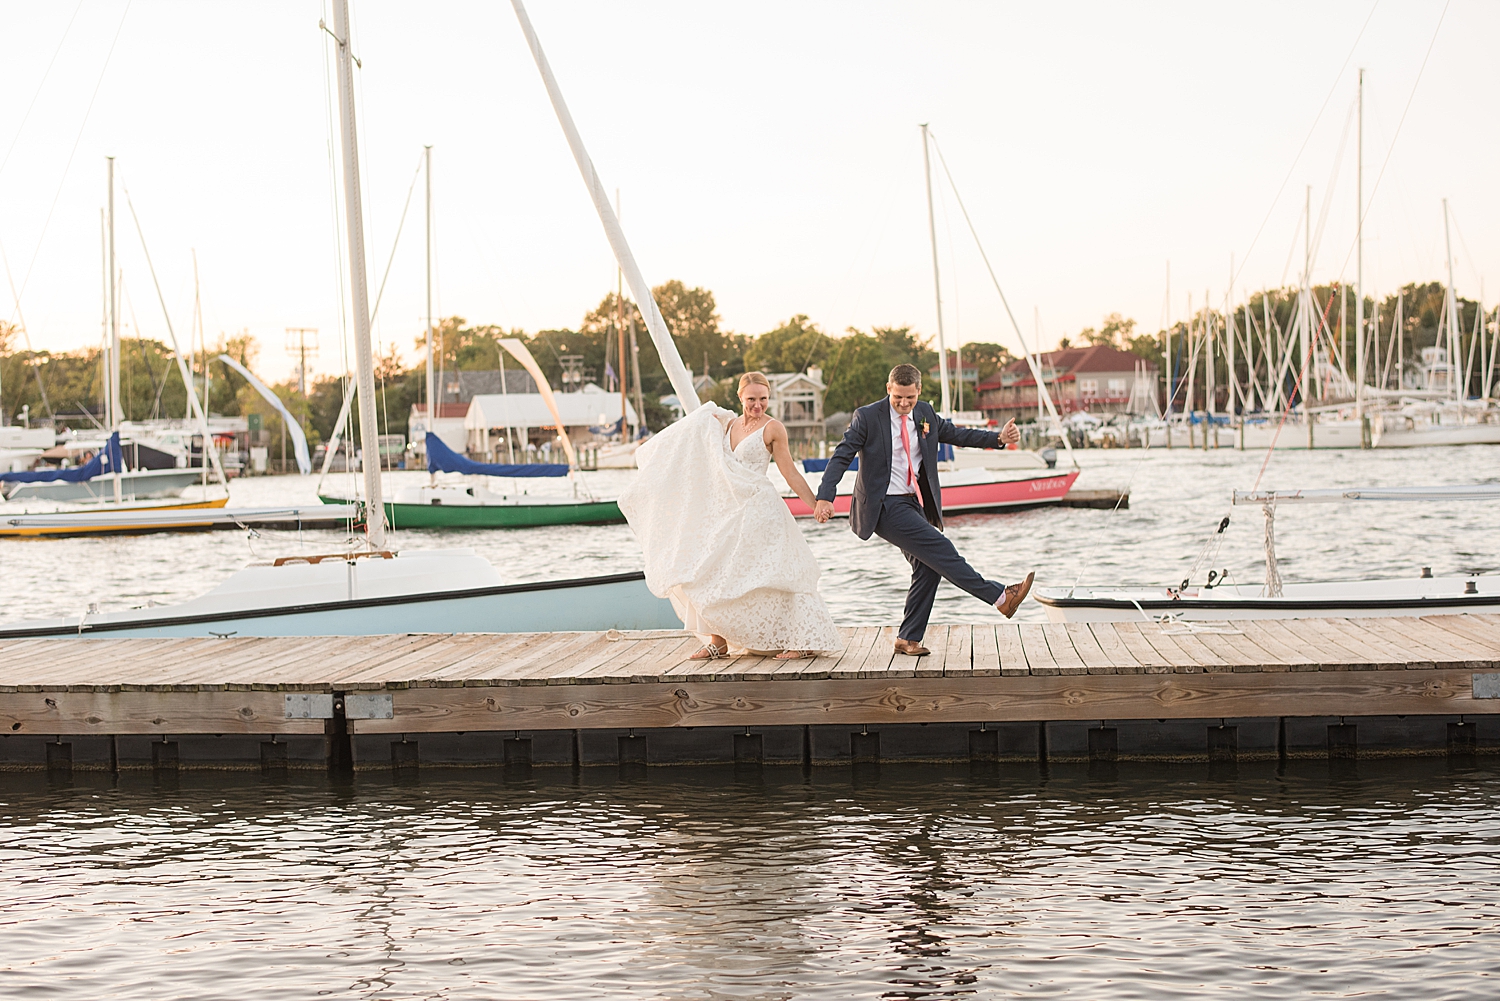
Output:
(785, 469), (1079, 518)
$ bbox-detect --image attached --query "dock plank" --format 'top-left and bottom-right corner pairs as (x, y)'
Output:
(1109, 623), (1174, 674)
(1254, 619), (1358, 670)
(1319, 617), (1434, 669)
(840, 627), (896, 679)
(1131, 625), (1202, 673)
(912, 625), (950, 679)
(972, 626), (1001, 677)
(1420, 615), (1500, 659)
(995, 625), (1028, 676)
(1087, 623), (1142, 674)
(1018, 624), (1059, 676)
(944, 625), (974, 677)
(1352, 617), (1483, 669)
(1063, 622), (1115, 675)
(1236, 621), (1319, 670)
(1291, 618), (1384, 670)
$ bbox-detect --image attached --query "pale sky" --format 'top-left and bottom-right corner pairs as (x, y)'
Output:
(2, 1), (1496, 384)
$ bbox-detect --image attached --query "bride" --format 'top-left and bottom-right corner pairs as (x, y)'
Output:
(617, 371), (841, 660)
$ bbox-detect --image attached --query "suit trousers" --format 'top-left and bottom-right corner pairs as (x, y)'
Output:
(874, 494), (1006, 641)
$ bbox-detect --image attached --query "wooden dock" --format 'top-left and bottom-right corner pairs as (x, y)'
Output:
(2, 615), (1498, 770)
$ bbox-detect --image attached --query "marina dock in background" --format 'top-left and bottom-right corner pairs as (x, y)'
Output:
(3, 615), (1498, 772)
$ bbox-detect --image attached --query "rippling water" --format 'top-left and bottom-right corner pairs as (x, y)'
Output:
(0, 444), (1495, 625)
(3, 760), (1499, 999)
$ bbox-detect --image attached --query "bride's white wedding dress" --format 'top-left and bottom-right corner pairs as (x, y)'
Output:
(617, 404), (841, 653)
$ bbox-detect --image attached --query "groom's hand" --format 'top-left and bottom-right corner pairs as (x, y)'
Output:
(999, 419), (1019, 447)
(813, 500), (834, 523)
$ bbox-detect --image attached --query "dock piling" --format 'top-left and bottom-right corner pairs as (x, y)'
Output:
(1328, 723), (1358, 760)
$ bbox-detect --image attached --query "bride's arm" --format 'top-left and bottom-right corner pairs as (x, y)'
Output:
(766, 421), (817, 508)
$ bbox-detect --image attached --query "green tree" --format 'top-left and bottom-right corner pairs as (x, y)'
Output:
(744, 315), (832, 374)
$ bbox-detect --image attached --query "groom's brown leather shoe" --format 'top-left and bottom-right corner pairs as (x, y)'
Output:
(995, 571), (1035, 619)
(893, 638), (930, 656)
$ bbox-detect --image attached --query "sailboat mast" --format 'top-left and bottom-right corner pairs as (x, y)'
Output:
(1355, 69), (1365, 418)
(330, 0), (387, 549)
(107, 157), (121, 429)
(616, 189), (627, 434)
(1443, 198), (1461, 402)
(920, 124), (951, 414)
(425, 144), (435, 457)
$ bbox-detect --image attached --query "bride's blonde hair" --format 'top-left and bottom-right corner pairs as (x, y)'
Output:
(738, 371), (770, 394)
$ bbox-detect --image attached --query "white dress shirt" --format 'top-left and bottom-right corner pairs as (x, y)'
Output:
(887, 404), (922, 497)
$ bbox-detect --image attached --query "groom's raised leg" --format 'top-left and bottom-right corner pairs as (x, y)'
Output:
(875, 496), (1005, 609)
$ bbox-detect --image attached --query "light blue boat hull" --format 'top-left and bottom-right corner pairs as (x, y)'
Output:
(0, 573), (682, 639)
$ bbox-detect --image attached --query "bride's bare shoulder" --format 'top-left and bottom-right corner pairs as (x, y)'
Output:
(763, 417), (788, 440)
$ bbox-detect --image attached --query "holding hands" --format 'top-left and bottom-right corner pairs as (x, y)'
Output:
(999, 419), (1019, 447)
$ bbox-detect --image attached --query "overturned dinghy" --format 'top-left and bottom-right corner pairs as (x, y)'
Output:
(0, 548), (681, 639)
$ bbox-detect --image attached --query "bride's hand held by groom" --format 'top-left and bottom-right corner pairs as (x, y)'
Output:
(998, 418), (1019, 447)
(813, 499), (834, 523)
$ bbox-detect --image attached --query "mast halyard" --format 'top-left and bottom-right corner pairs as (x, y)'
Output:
(920, 124), (951, 415)
(328, 0), (387, 549)
(425, 144), (435, 481)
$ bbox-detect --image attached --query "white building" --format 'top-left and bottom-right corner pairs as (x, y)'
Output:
(464, 384), (637, 459)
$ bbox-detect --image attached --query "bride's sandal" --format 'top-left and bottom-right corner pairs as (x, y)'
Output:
(689, 643), (726, 660)
(775, 650), (813, 660)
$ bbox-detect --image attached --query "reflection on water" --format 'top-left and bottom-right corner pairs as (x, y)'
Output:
(1, 444), (1497, 626)
(3, 759), (1499, 999)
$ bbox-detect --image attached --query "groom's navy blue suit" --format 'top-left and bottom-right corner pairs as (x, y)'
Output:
(817, 398), (1007, 642)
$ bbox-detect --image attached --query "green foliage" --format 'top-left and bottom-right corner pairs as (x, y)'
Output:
(744, 315), (830, 374)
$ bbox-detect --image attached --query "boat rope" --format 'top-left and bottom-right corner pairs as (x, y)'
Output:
(1178, 515), (1231, 592)
(1262, 498), (1283, 598)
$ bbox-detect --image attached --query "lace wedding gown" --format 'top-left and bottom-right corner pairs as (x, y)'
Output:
(617, 404), (841, 654)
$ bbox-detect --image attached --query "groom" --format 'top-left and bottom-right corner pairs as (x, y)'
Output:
(813, 364), (1035, 655)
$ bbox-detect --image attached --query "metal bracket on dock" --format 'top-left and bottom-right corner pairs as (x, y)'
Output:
(284, 693), (335, 719)
(344, 693), (394, 719)
(1473, 674), (1500, 699)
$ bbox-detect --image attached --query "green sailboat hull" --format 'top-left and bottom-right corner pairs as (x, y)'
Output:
(320, 495), (625, 529)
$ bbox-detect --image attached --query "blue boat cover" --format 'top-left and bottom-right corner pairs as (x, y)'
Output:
(0, 431), (125, 483)
(426, 432), (568, 477)
(801, 456), (857, 472)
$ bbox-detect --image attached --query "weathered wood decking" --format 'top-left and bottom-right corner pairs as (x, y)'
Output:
(2, 615), (1498, 738)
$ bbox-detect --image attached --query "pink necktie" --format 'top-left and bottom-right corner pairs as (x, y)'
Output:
(899, 415), (917, 491)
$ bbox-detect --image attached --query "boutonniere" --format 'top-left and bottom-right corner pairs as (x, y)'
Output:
(920, 421), (930, 436)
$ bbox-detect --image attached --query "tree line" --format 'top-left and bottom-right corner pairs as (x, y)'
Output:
(4, 279), (1490, 445)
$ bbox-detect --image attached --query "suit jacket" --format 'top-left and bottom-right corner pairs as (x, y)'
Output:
(816, 399), (1000, 540)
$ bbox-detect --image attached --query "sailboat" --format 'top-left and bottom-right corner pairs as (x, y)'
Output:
(0, 0), (677, 638)
(794, 125), (1080, 517)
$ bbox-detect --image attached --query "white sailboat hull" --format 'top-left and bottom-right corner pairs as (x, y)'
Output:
(1035, 575), (1500, 622)
(3, 468), (204, 502)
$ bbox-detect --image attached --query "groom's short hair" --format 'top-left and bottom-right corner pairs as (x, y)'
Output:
(888, 364), (921, 387)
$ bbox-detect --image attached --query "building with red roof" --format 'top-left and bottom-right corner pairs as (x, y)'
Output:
(975, 344), (1158, 423)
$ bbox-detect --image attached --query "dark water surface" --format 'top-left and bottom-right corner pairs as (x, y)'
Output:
(4, 760), (1499, 999)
